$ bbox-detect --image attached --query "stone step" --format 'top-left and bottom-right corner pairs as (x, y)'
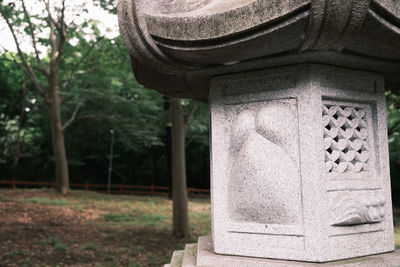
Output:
(165, 237), (400, 266)
(169, 250), (184, 267)
(182, 243), (197, 267)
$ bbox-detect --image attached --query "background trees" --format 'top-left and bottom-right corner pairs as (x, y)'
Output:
(0, 0), (105, 193)
(386, 91), (400, 206)
(0, 39), (209, 193)
(0, 0), (210, 193)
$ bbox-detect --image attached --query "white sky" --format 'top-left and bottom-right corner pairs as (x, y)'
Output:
(0, 0), (119, 53)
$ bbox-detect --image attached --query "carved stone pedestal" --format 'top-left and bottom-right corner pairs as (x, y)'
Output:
(117, 0), (400, 265)
(164, 236), (400, 267)
(210, 64), (394, 262)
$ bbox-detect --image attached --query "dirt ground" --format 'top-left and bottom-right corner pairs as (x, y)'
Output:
(0, 189), (211, 267)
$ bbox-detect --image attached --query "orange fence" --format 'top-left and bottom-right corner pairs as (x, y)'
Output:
(0, 179), (210, 198)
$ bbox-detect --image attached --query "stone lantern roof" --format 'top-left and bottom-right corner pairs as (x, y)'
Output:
(117, 0), (400, 102)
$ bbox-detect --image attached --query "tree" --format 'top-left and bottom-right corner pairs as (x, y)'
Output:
(171, 98), (198, 238)
(386, 91), (400, 205)
(0, 52), (33, 166)
(0, 0), (105, 194)
(163, 96), (173, 199)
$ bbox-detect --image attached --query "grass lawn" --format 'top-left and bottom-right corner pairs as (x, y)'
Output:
(1, 189), (399, 266)
(0, 189), (210, 266)
(394, 216), (400, 248)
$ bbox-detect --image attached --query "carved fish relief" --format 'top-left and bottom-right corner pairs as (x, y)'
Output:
(332, 194), (385, 226)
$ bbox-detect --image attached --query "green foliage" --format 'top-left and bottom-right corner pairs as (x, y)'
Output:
(103, 213), (136, 222)
(20, 258), (32, 267)
(49, 237), (68, 252)
(82, 242), (97, 251)
(5, 249), (28, 258)
(0, 194), (7, 202)
(387, 91), (400, 205)
(103, 212), (167, 227)
(93, 0), (117, 14)
(37, 239), (48, 247)
(0, 0), (210, 190)
(128, 261), (141, 267)
(22, 197), (69, 206)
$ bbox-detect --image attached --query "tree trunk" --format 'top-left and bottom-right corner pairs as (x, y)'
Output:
(48, 92), (70, 195)
(148, 149), (156, 186)
(163, 96), (173, 199)
(171, 98), (190, 238)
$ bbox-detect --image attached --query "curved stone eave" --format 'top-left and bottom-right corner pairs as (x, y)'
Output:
(144, 0), (311, 41)
(345, 10), (400, 61)
(372, 0), (400, 21)
(146, 3), (400, 66)
(133, 51), (400, 103)
(118, 0), (400, 100)
(153, 10), (309, 65)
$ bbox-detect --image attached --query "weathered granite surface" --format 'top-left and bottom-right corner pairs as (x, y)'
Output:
(118, 0), (399, 264)
(164, 237), (400, 266)
(118, 0), (400, 101)
(210, 64), (394, 262)
(195, 236), (400, 267)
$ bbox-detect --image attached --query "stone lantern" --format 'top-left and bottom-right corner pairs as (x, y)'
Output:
(117, 0), (400, 265)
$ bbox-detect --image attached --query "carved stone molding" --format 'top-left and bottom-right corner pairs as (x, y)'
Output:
(301, 0), (371, 51)
(117, 0), (199, 74)
(209, 64), (394, 262)
(117, 0), (400, 101)
(323, 105), (370, 173)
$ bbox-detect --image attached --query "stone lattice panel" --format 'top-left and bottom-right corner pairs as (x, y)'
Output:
(323, 105), (370, 173)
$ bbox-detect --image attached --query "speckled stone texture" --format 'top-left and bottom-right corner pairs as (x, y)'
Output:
(118, 0), (400, 264)
(195, 236), (400, 267)
(210, 64), (395, 262)
(117, 0), (400, 102)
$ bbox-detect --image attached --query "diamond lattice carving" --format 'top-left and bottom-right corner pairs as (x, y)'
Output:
(323, 105), (369, 173)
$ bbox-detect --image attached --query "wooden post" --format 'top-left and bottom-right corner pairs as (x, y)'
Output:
(51, 181), (55, 189)
(12, 179), (16, 190)
(151, 184), (155, 196)
(85, 183), (89, 191)
(120, 183), (123, 194)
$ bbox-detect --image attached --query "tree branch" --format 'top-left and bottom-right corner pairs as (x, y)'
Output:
(77, 114), (112, 120)
(183, 103), (199, 126)
(0, 11), (48, 102)
(41, 0), (59, 30)
(62, 66), (96, 90)
(21, 0), (43, 66)
(56, 0), (67, 64)
(32, 64), (49, 77)
(63, 36), (104, 89)
(41, 0), (58, 65)
(62, 103), (82, 131)
(389, 119), (400, 136)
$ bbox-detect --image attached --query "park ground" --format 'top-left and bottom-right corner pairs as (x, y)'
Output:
(1, 190), (400, 267)
(0, 189), (210, 267)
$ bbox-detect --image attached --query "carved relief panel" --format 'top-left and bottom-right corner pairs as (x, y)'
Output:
(323, 100), (377, 179)
(228, 99), (302, 226)
(210, 64), (394, 262)
(323, 104), (370, 174)
(323, 101), (386, 237)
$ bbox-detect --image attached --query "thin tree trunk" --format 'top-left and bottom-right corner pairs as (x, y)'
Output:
(171, 98), (190, 238)
(48, 91), (69, 195)
(163, 96), (173, 199)
(149, 149), (156, 186)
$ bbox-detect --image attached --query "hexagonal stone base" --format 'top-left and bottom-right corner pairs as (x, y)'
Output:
(164, 236), (400, 267)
